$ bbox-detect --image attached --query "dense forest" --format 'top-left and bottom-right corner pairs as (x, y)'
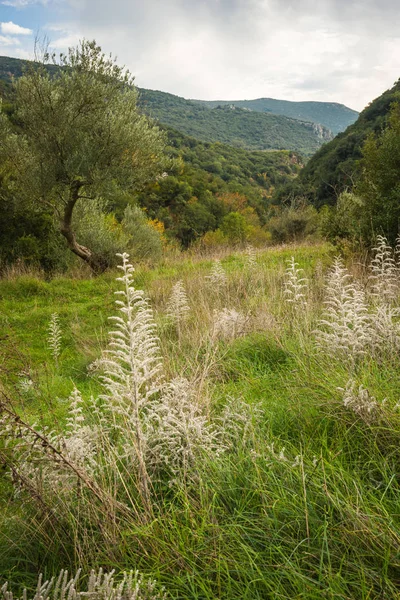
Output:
(1, 52), (400, 264)
(270, 76), (400, 246)
(136, 127), (301, 247)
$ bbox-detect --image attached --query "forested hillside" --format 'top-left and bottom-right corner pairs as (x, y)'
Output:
(0, 56), (332, 156)
(0, 52), (301, 268)
(192, 97), (358, 135)
(138, 88), (333, 155)
(275, 78), (400, 207)
(136, 127), (301, 246)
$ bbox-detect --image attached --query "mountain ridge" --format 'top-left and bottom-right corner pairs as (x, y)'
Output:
(190, 97), (358, 135)
(137, 87), (333, 156)
(0, 55), (337, 156)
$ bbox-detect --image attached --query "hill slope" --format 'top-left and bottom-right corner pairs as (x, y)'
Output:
(192, 97), (358, 135)
(274, 78), (400, 207)
(138, 88), (333, 155)
(135, 126), (302, 246)
(0, 54), (303, 259)
(0, 55), (332, 156)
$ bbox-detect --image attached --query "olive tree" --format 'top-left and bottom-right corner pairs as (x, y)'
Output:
(9, 40), (167, 272)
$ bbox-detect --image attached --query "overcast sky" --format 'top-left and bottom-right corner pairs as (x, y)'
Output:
(0, 0), (399, 111)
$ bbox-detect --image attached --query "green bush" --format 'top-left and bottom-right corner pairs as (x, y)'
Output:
(268, 202), (319, 242)
(122, 205), (163, 263)
(319, 192), (365, 249)
(220, 212), (249, 244)
(73, 200), (129, 269)
(13, 235), (41, 264)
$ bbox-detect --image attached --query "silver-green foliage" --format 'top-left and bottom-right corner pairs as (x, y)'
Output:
(1, 568), (166, 600)
(339, 379), (379, 424)
(315, 241), (400, 363)
(212, 308), (248, 341)
(206, 260), (227, 287)
(9, 41), (167, 269)
(315, 258), (372, 363)
(1, 253), (222, 521)
(245, 244), (257, 269)
(283, 256), (308, 307)
(48, 313), (62, 365)
(122, 205), (163, 263)
(73, 200), (129, 269)
(369, 235), (399, 302)
(99, 254), (220, 484)
(166, 280), (190, 324)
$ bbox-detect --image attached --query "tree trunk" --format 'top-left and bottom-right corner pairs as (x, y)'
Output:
(60, 181), (107, 274)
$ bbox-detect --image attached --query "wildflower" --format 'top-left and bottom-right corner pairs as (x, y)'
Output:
(339, 380), (379, 424)
(1, 568), (167, 600)
(206, 259), (227, 287)
(48, 313), (62, 366)
(283, 256), (308, 307)
(370, 235), (398, 303)
(212, 308), (248, 341)
(245, 244), (257, 269)
(315, 258), (372, 362)
(166, 280), (190, 324)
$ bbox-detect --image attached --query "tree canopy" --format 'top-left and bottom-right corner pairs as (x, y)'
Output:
(355, 103), (400, 245)
(0, 41), (167, 272)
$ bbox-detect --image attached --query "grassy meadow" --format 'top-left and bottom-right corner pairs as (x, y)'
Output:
(1, 241), (400, 600)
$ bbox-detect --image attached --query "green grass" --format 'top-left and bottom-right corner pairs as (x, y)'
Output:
(1, 241), (400, 599)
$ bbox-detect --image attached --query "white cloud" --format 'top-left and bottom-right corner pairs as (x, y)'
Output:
(49, 32), (81, 48)
(1, 21), (33, 35)
(43, 0), (399, 111)
(3, 0), (400, 111)
(0, 34), (21, 45)
(13, 46), (32, 58)
(2, 0), (49, 6)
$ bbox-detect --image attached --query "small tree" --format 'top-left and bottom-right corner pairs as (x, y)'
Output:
(6, 41), (167, 272)
(220, 212), (249, 244)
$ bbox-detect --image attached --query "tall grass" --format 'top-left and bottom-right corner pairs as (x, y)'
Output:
(1, 241), (400, 599)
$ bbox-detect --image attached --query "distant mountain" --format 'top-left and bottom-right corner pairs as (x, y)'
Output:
(0, 55), (332, 156)
(0, 55), (305, 249)
(274, 78), (400, 207)
(191, 98), (358, 135)
(138, 88), (333, 156)
(0, 55), (58, 91)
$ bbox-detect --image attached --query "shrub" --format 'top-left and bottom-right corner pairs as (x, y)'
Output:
(220, 212), (249, 244)
(268, 202), (319, 242)
(73, 201), (129, 269)
(196, 229), (229, 252)
(13, 235), (41, 264)
(122, 205), (163, 263)
(319, 192), (365, 247)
